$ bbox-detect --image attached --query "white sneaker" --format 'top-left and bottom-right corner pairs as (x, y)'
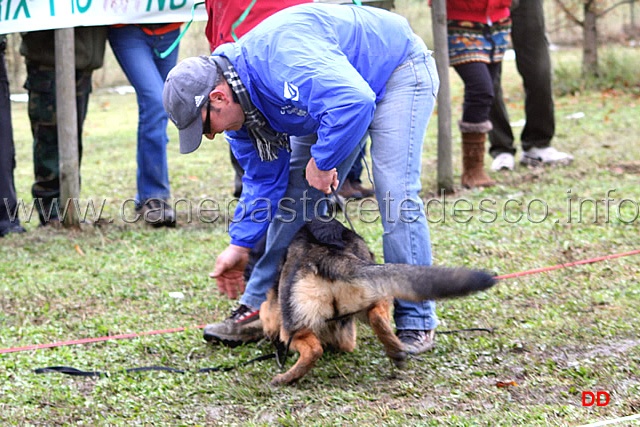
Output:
(491, 152), (515, 171)
(521, 146), (574, 167)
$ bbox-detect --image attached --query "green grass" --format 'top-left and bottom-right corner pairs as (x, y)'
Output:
(554, 46), (640, 96)
(1, 43), (640, 426)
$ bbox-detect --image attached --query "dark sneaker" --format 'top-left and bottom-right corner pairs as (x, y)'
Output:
(136, 198), (176, 227)
(397, 329), (436, 355)
(0, 223), (26, 237)
(203, 304), (263, 347)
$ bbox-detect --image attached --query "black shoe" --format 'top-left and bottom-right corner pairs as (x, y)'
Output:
(397, 329), (436, 355)
(136, 198), (176, 227)
(203, 304), (263, 347)
(0, 223), (26, 237)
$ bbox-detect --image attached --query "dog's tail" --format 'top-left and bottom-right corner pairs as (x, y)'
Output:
(356, 264), (497, 302)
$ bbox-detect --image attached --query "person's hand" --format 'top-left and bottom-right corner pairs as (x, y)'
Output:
(305, 157), (339, 194)
(209, 244), (251, 299)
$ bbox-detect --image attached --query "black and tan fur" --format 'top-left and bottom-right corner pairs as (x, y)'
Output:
(260, 217), (497, 385)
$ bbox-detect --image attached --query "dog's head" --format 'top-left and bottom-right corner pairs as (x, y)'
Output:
(303, 216), (375, 262)
(305, 216), (349, 249)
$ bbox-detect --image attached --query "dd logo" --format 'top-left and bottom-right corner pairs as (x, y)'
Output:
(582, 391), (610, 407)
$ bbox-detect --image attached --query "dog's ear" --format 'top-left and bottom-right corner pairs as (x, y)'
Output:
(306, 217), (347, 250)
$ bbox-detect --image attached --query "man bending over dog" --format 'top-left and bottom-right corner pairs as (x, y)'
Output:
(163, 3), (441, 354)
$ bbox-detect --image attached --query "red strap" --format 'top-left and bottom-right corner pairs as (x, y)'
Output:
(138, 22), (183, 36)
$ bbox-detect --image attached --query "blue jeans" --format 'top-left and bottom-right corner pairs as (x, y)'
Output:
(240, 36), (440, 331)
(108, 25), (179, 204)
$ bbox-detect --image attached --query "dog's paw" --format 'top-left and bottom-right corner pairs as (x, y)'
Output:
(270, 373), (294, 386)
(389, 351), (408, 369)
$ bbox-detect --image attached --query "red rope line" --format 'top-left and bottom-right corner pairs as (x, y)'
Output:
(494, 248), (640, 280)
(2, 249), (639, 355)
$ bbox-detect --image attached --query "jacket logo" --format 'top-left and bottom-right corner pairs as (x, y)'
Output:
(194, 95), (205, 107)
(283, 82), (299, 102)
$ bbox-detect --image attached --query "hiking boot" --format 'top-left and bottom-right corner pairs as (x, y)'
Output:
(203, 304), (263, 347)
(136, 198), (176, 228)
(491, 152), (515, 171)
(520, 146), (574, 167)
(397, 329), (436, 355)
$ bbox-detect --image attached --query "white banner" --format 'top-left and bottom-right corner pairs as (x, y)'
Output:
(0, 0), (208, 34)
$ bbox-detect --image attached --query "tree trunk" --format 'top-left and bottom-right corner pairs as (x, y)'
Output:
(55, 29), (81, 228)
(582, 3), (599, 77)
(431, 0), (454, 193)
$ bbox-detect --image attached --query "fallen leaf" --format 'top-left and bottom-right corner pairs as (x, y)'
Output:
(496, 380), (518, 388)
(75, 244), (85, 256)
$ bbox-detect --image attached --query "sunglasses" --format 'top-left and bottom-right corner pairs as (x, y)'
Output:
(202, 100), (211, 135)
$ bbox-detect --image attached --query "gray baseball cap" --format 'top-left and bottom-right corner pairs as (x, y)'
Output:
(163, 55), (219, 154)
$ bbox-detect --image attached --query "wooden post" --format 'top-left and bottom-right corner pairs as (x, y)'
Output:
(54, 28), (81, 228)
(430, 0), (454, 193)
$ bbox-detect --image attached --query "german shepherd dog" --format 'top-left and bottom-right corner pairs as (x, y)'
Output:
(259, 217), (497, 385)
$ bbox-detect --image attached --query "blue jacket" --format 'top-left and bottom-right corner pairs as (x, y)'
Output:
(213, 3), (418, 247)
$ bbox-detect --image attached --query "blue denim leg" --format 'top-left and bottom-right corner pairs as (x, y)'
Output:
(369, 37), (440, 331)
(107, 26), (180, 203)
(239, 133), (366, 310)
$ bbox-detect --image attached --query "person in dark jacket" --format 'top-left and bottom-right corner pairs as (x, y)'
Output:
(0, 34), (26, 237)
(20, 27), (107, 225)
(489, 0), (573, 171)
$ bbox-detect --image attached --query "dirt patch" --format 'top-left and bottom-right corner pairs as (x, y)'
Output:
(556, 339), (640, 363)
(610, 161), (640, 175)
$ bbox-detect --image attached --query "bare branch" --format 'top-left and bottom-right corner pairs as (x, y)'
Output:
(597, 0), (638, 17)
(553, 0), (584, 27)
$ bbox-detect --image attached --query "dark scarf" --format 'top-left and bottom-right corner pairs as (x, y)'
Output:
(211, 55), (290, 161)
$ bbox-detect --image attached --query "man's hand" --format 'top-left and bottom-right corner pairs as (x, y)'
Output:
(209, 244), (251, 299)
(305, 157), (339, 194)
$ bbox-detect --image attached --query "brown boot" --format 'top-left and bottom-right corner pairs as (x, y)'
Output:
(337, 179), (363, 199)
(339, 179), (374, 199)
(460, 120), (495, 189)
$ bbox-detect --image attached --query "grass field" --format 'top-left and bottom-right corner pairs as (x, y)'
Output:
(1, 38), (639, 426)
